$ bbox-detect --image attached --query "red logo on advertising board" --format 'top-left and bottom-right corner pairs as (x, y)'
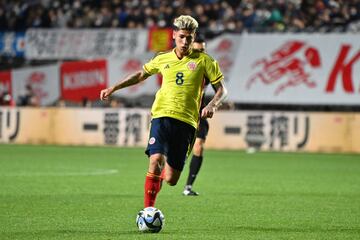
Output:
(216, 39), (232, 52)
(122, 59), (142, 72)
(214, 39), (234, 75)
(121, 59), (144, 92)
(247, 40), (321, 95)
(326, 45), (360, 93)
(60, 59), (107, 102)
(0, 71), (11, 94)
(218, 56), (232, 74)
(27, 72), (45, 84)
(26, 71), (48, 100)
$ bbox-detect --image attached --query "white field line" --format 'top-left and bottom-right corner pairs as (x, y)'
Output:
(0, 169), (119, 177)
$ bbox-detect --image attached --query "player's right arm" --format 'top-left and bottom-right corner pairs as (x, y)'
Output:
(100, 70), (151, 100)
(100, 53), (160, 100)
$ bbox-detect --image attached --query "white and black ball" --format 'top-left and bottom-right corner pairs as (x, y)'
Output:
(136, 207), (165, 233)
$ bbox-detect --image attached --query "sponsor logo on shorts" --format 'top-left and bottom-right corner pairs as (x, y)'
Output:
(149, 137), (156, 145)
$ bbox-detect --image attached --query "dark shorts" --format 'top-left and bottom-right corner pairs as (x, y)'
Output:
(196, 118), (209, 140)
(145, 117), (196, 171)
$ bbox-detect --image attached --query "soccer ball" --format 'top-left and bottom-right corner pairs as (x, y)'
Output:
(136, 207), (165, 233)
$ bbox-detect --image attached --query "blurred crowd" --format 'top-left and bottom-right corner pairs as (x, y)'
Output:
(0, 0), (360, 36)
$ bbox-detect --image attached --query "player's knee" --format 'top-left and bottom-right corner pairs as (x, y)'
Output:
(149, 158), (160, 168)
(163, 162), (181, 186)
(165, 178), (178, 186)
(164, 174), (179, 186)
(193, 142), (204, 156)
(148, 154), (164, 174)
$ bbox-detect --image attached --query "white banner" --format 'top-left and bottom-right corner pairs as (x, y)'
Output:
(205, 34), (241, 96)
(12, 64), (60, 106)
(25, 29), (148, 59)
(22, 32), (360, 105)
(206, 34), (241, 79)
(227, 34), (360, 105)
(108, 53), (160, 97)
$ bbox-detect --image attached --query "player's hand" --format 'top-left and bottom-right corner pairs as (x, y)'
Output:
(100, 87), (114, 101)
(201, 104), (216, 119)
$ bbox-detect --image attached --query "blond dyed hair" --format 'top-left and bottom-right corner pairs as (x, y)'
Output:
(173, 15), (199, 32)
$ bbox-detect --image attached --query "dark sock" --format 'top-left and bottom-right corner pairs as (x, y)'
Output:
(186, 155), (203, 187)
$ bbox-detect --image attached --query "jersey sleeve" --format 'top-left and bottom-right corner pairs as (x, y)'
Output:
(143, 54), (160, 75)
(204, 56), (224, 85)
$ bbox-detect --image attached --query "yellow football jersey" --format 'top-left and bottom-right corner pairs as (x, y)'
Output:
(143, 48), (224, 128)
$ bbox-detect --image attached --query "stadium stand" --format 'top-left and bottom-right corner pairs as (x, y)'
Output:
(0, 0), (359, 33)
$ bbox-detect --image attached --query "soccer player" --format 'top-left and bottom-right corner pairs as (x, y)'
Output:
(183, 37), (210, 196)
(100, 15), (227, 208)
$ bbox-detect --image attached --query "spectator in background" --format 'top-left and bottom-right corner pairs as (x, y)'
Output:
(0, 91), (15, 106)
(81, 97), (92, 107)
(0, 0), (359, 33)
(17, 84), (39, 106)
(56, 98), (66, 107)
(109, 97), (125, 108)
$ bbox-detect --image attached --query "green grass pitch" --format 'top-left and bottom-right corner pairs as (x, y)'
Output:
(0, 144), (359, 240)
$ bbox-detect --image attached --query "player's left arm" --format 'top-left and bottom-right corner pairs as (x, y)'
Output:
(100, 54), (160, 101)
(201, 80), (227, 119)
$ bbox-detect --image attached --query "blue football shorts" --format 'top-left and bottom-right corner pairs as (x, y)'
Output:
(145, 117), (196, 171)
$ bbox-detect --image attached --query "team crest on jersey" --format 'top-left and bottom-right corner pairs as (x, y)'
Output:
(187, 62), (197, 71)
(149, 137), (156, 145)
